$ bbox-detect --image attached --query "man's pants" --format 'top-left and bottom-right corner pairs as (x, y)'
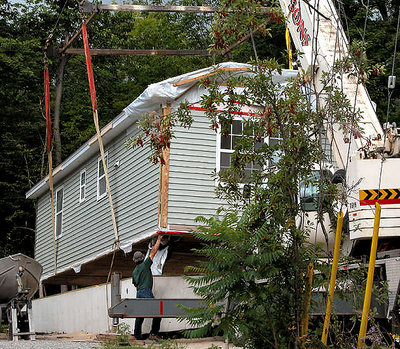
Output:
(134, 288), (161, 339)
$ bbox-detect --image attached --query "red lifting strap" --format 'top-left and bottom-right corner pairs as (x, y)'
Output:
(44, 66), (52, 152)
(82, 23), (98, 111)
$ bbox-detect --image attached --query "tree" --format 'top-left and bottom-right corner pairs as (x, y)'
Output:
(0, 0), (47, 257)
(335, 0), (400, 126)
(129, 57), (360, 347)
(0, 0), (225, 257)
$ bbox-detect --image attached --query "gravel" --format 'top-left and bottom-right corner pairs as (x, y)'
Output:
(0, 340), (101, 349)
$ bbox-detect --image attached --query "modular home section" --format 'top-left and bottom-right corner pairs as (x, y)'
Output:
(34, 122), (159, 279)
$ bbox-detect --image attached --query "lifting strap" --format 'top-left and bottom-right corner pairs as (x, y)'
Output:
(285, 27), (293, 70)
(44, 65), (57, 274)
(82, 23), (119, 246)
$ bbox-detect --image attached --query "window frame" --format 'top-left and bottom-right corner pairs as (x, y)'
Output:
(55, 186), (64, 240)
(299, 169), (334, 212)
(79, 169), (87, 203)
(97, 152), (108, 201)
(216, 117), (282, 185)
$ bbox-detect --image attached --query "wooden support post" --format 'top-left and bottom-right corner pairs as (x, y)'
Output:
(357, 203), (382, 348)
(321, 211), (344, 345)
(158, 164), (162, 223)
(159, 104), (171, 228)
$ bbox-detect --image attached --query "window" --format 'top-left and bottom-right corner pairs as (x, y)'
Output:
(300, 170), (333, 211)
(79, 169), (86, 202)
(218, 119), (282, 181)
(55, 187), (63, 239)
(97, 153), (108, 200)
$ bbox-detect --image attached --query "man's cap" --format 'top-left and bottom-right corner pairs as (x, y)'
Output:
(133, 251), (145, 263)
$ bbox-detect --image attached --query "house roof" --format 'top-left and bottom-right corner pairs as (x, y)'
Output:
(26, 62), (298, 199)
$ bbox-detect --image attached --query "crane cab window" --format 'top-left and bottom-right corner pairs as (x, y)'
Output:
(300, 170), (332, 211)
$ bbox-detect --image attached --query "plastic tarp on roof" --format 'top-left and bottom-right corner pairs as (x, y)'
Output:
(123, 62), (299, 119)
(33, 62), (300, 281)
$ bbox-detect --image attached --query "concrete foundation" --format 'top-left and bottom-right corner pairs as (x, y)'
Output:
(32, 276), (198, 334)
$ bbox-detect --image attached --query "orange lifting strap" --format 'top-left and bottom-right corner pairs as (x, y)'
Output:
(81, 23), (119, 245)
(44, 65), (57, 274)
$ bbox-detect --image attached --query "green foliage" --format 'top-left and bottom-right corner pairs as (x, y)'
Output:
(0, 0), (287, 257)
(116, 322), (131, 344)
(336, 0), (400, 126)
(167, 59), (360, 348)
(182, 210), (314, 348)
(0, 1), (45, 257)
(102, 338), (187, 349)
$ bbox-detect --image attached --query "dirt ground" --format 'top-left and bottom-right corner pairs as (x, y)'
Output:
(0, 332), (240, 348)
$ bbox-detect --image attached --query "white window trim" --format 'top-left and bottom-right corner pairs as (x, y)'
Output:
(79, 169), (86, 203)
(97, 152), (108, 201)
(215, 117), (282, 187)
(55, 186), (64, 240)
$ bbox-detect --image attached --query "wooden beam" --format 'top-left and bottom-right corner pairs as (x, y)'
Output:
(168, 224), (198, 232)
(174, 82), (199, 101)
(160, 104), (171, 228)
(222, 23), (267, 56)
(64, 48), (214, 56)
(173, 67), (249, 87)
(59, 12), (97, 54)
(81, 1), (272, 14)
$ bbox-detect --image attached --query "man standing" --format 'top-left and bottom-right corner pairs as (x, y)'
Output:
(132, 234), (163, 340)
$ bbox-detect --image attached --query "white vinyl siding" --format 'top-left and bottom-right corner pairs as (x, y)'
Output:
(55, 187), (64, 239)
(35, 124), (159, 276)
(79, 169), (86, 203)
(168, 110), (223, 225)
(97, 153), (108, 200)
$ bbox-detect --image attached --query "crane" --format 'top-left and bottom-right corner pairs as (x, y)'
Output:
(281, 0), (400, 338)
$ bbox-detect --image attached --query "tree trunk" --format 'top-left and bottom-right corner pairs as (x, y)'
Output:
(53, 34), (69, 165)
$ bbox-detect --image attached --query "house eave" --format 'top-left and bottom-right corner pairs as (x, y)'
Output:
(26, 110), (137, 200)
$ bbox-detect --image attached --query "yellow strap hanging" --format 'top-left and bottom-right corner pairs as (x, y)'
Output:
(285, 27), (293, 70)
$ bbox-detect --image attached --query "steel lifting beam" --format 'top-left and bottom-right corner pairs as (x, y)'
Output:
(54, 1), (272, 58)
(80, 1), (272, 14)
(109, 298), (204, 318)
(64, 48), (213, 56)
(108, 273), (203, 318)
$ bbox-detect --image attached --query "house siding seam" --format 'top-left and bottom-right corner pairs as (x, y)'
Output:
(168, 110), (222, 226)
(35, 123), (159, 277)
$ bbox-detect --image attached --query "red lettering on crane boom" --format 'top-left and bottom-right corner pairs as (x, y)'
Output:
(288, 0), (311, 46)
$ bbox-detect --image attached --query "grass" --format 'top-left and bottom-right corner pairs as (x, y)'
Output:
(102, 339), (187, 349)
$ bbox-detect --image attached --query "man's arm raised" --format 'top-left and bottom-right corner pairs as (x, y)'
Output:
(149, 234), (163, 260)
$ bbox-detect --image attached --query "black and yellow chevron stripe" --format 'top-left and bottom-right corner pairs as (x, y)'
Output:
(359, 188), (400, 205)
